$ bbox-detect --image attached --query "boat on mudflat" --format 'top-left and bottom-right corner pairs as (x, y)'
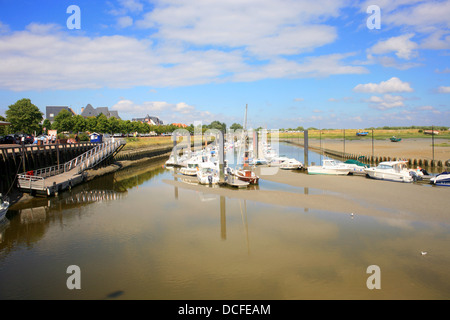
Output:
(234, 169), (259, 184)
(390, 136), (402, 142)
(364, 161), (414, 183)
(307, 159), (351, 175)
(280, 158), (303, 170)
(430, 172), (450, 186)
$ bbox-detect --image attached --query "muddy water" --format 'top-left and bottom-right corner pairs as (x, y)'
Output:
(0, 145), (449, 300)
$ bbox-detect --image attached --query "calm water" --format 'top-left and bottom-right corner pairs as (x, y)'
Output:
(0, 143), (449, 299)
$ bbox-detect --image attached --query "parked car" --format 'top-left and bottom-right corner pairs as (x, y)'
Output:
(14, 133), (34, 144)
(0, 135), (18, 144)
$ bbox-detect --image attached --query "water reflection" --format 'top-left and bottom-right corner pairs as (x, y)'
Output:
(0, 146), (449, 300)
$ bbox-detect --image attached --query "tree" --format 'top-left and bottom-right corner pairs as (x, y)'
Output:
(72, 115), (87, 133)
(208, 120), (226, 132)
(5, 98), (43, 134)
(52, 109), (74, 132)
(42, 119), (52, 134)
(95, 114), (110, 133)
(230, 123), (243, 131)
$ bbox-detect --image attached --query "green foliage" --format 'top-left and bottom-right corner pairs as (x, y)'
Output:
(52, 109), (74, 132)
(5, 98), (43, 134)
(230, 123), (243, 131)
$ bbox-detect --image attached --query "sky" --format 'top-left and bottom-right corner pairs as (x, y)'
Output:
(0, 0), (449, 129)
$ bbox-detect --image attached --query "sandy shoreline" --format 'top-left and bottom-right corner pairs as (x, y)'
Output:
(285, 138), (450, 163)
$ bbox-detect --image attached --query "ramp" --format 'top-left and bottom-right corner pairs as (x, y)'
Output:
(17, 139), (125, 196)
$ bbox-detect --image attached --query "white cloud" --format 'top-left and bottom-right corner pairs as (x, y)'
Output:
(368, 94), (405, 110)
(117, 16), (133, 28)
(0, 21), (10, 34)
(353, 77), (413, 93)
(111, 99), (217, 124)
(136, 0), (344, 58)
(0, 21), (368, 91)
(367, 33), (418, 60)
(437, 86), (450, 93)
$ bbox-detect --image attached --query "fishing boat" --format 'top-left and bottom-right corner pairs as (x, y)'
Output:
(0, 194), (9, 221)
(234, 169), (259, 184)
(307, 159), (351, 175)
(197, 162), (220, 185)
(356, 131), (369, 136)
(430, 172), (450, 186)
(364, 161), (414, 182)
(280, 158), (304, 170)
(390, 136), (402, 142)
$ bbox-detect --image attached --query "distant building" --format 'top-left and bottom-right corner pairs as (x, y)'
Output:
(80, 104), (121, 119)
(132, 114), (163, 126)
(171, 123), (188, 128)
(46, 106), (76, 123)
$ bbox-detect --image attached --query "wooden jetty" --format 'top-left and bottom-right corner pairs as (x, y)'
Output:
(17, 140), (125, 196)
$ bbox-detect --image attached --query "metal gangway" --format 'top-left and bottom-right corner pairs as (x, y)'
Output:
(17, 139), (126, 196)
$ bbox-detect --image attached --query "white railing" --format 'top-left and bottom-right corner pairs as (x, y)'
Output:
(17, 139), (125, 188)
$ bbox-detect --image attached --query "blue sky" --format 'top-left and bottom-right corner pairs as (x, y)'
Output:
(0, 0), (449, 129)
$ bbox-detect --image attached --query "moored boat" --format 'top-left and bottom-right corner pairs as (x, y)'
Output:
(197, 162), (220, 185)
(343, 159), (369, 175)
(390, 136), (402, 142)
(307, 159), (351, 175)
(430, 172), (450, 186)
(280, 158), (303, 170)
(364, 161), (414, 182)
(0, 194), (9, 221)
(234, 169), (259, 184)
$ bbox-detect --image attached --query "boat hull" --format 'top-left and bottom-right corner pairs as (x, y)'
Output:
(307, 167), (350, 175)
(235, 170), (259, 184)
(430, 173), (450, 186)
(364, 169), (413, 182)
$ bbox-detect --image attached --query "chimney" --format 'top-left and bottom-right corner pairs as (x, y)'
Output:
(81, 107), (84, 113)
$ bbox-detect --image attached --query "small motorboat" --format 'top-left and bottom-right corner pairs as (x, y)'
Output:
(430, 172), (450, 186)
(0, 194), (9, 221)
(197, 163), (220, 185)
(307, 159), (351, 175)
(343, 159), (369, 175)
(269, 156), (290, 167)
(180, 156), (203, 176)
(280, 158), (303, 170)
(364, 161), (414, 182)
(234, 169), (259, 184)
(390, 136), (402, 142)
(356, 131), (369, 136)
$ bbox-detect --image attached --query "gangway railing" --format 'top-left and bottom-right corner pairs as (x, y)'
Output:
(17, 139), (126, 190)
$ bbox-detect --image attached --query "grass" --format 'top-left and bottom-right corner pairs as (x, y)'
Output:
(277, 129), (450, 140)
(122, 136), (173, 151)
(120, 130), (450, 151)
